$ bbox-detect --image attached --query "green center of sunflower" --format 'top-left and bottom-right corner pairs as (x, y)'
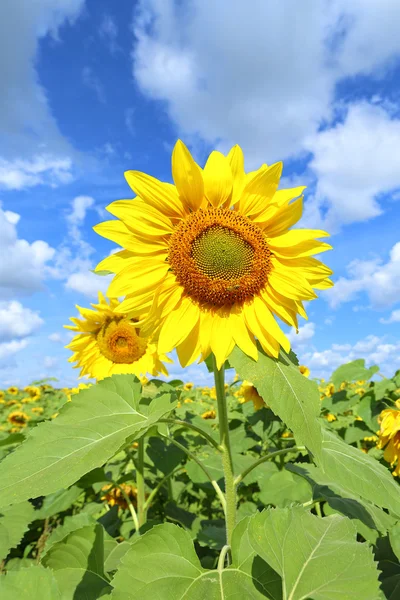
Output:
(191, 225), (254, 280)
(96, 318), (147, 364)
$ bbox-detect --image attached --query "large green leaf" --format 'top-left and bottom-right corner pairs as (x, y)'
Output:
(288, 463), (397, 542)
(330, 359), (379, 388)
(0, 565), (61, 600)
(0, 375), (177, 507)
(258, 469), (312, 507)
(0, 501), (35, 561)
(36, 485), (83, 519)
(42, 523), (112, 599)
(317, 428), (400, 518)
(111, 522), (277, 599)
(374, 536), (400, 600)
(42, 512), (96, 557)
(229, 346), (322, 460)
(248, 507), (382, 600)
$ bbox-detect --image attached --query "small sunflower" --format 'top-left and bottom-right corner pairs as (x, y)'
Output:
(325, 413), (337, 422)
(7, 410), (30, 428)
(31, 406), (44, 415)
(183, 382), (194, 391)
(94, 141), (333, 369)
(201, 409), (216, 420)
(0, 391), (5, 400)
(101, 483), (138, 510)
(7, 386), (19, 396)
(299, 365), (310, 377)
(64, 292), (171, 381)
(377, 407), (400, 476)
(240, 380), (265, 410)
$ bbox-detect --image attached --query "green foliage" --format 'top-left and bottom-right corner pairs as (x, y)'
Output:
(330, 359), (379, 388)
(0, 565), (61, 600)
(0, 501), (35, 562)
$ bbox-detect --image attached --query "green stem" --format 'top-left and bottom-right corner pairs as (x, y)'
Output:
(115, 483), (140, 532)
(144, 466), (184, 512)
(160, 419), (222, 452)
(234, 446), (306, 486)
(212, 354), (236, 550)
(136, 436), (146, 528)
(218, 545), (231, 572)
(164, 435), (226, 513)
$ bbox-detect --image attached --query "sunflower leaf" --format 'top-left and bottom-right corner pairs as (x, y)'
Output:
(0, 501), (35, 562)
(330, 359), (379, 387)
(0, 375), (177, 508)
(0, 565), (61, 600)
(248, 507), (382, 600)
(229, 344), (323, 460)
(111, 522), (277, 599)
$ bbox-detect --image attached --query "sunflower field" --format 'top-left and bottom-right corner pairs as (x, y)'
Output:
(0, 357), (400, 599)
(0, 143), (399, 599)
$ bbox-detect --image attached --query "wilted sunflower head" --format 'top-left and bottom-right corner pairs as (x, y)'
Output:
(94, 140), (333, 369)
(7, 386), (19, 396)
(7, 410), (30, 428)
(64, 292), (171, 381)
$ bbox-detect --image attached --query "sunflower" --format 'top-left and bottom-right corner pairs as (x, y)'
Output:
(64, 292), (171, 380)
(7, 410), (30, 428)
(7, 386), (19, 395)
(377, 407), (400, 476)
(299, 365), (310, 377)
(240, 380), (265, 410)
(94, 141), (333, 369)
(101, 483), (138, 510)
(201, 409), (216, 419)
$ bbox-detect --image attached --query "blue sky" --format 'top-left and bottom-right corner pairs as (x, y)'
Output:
(1, 0), (400, 388)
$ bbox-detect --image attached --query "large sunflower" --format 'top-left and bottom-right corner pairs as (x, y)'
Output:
(64, 292), (171, 380)
(94, 141), (333, 369)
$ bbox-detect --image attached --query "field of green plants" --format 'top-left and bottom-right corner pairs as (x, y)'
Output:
(0, 355), (400, 599)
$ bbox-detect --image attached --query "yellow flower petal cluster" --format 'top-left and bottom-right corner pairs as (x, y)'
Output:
(7, 386), (18, 396)
(94, 141), (333, 369)
(7, 410), (30, 428)
(201, 409), (216, 420)
(65, 292), (171, 381)
(240, 380), (265, 411)
(377, 407), (400, 476)
(299, 365), (310, 377)
(101, 483), (138, 510)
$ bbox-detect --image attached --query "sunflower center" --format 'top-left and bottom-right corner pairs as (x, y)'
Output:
(168, 207), (271, 306)
(96, 318), (148, 364)
(192, 226), (254, 280)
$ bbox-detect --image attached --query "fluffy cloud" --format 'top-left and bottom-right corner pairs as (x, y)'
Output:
(326, 242), (400, 309)
(99, 14), (119, 55)
(301, 333), (400, 379)
(131, 0), (400, 168)
(0, 339), (29, 360)
(65, 271), (112, 298)
(304, 102), (400, 230)
(0, 0), (85, 159)
(82, 66), (106, 103)
(0, 155), (73, 191)
(287, 323), (316, 348)
(48, 332), (64, 343)
(0, 207), (55, 299)
(0, 301), (43, 342)
(380, 309), (400, 324)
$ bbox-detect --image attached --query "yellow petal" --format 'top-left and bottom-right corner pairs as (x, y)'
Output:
(229, 305), (258, 361)
(313, 278), (334, 289)
(261, 287), (298, 330)
(107, 199), (174, 236)
(93, 220), (137, 252)
(268, 262), (317, 301)
(124, 170), (186, 218)
(176, 320), (202, 367)
(203, 151), (233, 208)
(253, 295), (290, 354)
(239, 162), (282, 217)
(172, 140), (204, 212)
(243, 302), (280, 358)
(95, 250), (135, 274)
(210, 313), (235, 369)
(226, 145), (246, 206)
(260, 197), (303, 237)
(108, 259), (169, 297)
(158, 298), (200, 354)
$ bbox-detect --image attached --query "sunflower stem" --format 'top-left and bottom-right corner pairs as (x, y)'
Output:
(136, 436), (147, 528)
(212, 354), (236, 554)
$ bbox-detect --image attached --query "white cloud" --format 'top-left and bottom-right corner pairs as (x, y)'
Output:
(288, 322), (316, 348)
(82, 66), (106, 103)
(67, 195), (95, 226)
(99, 14), (119, 55)
(0, 301), (43, 342)
(0, 206), (55, 299)
(43, 356), (58, 369)
(131, 1), (400, 169)
(0, 155), (73, 191)
(48, 333), (62, 343)
(0, 0), (85, 159)
(326, 242), (400, 309)
(0, 339), (29, 360)
(301, 333), (400, 380)
(380, 309), (400, 324)
(65, 271), (112, 298)
(304, 102), (400, 230)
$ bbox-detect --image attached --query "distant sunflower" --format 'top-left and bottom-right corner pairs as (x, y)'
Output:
(64, 292), (171, 380)
(377, 407), (400, 476)
(240, 380), (265, 411)
(7, 410), (30, 428)
(7, 387), (18, 396)
(299, 365), (310, 377)
(94, 141), (333, 369)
